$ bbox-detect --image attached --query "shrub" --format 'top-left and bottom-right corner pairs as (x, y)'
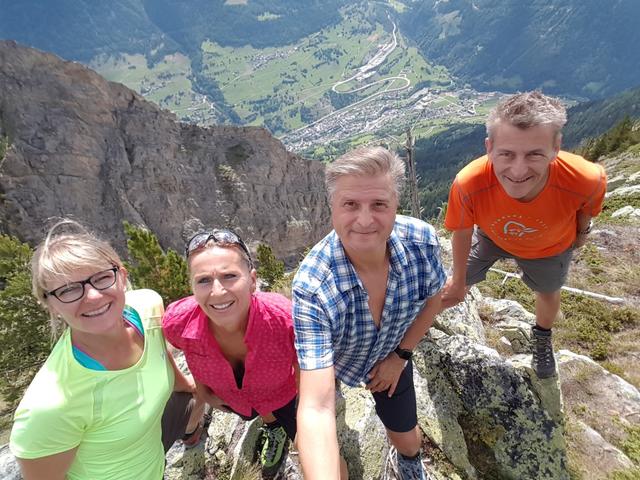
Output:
(123, 222), (190, 305)
(0, 235), (50, 412)
(256, 243), (285, 292)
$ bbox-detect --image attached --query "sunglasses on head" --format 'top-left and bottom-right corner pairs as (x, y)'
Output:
(185, 229), (253, 266)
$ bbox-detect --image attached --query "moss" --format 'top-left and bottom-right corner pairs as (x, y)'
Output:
(575, 243), (606, 281)
(621, 425), (640, 464)
(601, 194), (640, 219)
(0, 135), (8, 162)
(600, 361), (627, 378)
(610, 467), (640, 480)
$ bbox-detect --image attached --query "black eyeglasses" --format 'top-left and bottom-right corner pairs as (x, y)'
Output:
(185, 229), (253, 266)
(44, 267), (119, 303)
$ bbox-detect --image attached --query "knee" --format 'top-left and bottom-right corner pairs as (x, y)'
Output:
(388, 426), (422, 457)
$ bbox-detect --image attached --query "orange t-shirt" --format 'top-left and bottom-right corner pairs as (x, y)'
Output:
(444, 151), (606, 259)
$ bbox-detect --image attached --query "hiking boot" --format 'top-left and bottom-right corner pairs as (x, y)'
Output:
(396, 449), (433, 480)
(259, 424), (288, 475)
(531, 326), (557, 378)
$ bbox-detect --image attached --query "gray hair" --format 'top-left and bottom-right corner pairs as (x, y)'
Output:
(486, 91), (567, 139)
(325, 146), (406, 200)
(31, 219), (124, 337)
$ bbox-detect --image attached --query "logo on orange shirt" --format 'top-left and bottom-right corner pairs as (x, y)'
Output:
(489, 215), (548, 242)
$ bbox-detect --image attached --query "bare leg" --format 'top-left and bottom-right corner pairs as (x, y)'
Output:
(535, 290), (561, 329)
(386, 426), (422, 457)
(340, 456), (349, 479)
(186, 397), (206, 433)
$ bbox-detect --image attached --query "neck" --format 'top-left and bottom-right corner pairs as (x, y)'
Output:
(70, 320), (130, 356)
(209, 310), (250, 341)
(344, 244), (389, 273)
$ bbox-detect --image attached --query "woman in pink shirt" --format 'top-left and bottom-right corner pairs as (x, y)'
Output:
(162, 229), (298, 475)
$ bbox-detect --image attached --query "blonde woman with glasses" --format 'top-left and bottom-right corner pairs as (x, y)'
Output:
(9, 220), (204, 480)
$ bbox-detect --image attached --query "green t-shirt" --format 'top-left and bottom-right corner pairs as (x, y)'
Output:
(10, 289), (173, 480)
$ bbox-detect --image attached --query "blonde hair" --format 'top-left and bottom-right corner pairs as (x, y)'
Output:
(31, 219), (124, 336)
(486, 91), (567, 139)
(325, 146), (405, 200)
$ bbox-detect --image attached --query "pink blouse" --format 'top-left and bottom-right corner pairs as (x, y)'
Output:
(162, 292), (297, 416)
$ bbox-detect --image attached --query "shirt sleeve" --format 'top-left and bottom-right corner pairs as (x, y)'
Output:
(161, 300), (185, 350)
(292, 287), (334, 371)
(444, 177), (475, 231)
(425, 241), (447, 297)
(10, 385), (84, 459)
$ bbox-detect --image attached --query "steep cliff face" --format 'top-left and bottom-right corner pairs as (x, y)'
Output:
(0, 41), (329, 263)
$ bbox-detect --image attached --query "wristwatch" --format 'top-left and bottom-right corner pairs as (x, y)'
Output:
(394, 346), (413, 360)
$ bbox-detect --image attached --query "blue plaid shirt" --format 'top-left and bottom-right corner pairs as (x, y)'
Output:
(292, 215), (446, 387)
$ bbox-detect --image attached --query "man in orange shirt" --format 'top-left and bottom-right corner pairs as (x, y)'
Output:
(441, 91), (606, 378)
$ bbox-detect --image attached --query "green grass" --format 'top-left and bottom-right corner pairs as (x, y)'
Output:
(197, 4), (452, 134)
(477, 270), (640, 362)
(601, 194), (640, 219)
(93, 53), (214, 123)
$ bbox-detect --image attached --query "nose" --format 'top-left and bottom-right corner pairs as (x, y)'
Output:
(510, 155), (528, 178)
(84, 284), (103, 300)
(210, 278), (226, 294)
(355, 206), (373, 227)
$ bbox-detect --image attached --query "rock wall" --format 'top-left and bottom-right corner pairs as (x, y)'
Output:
(0, 41), (330, 264)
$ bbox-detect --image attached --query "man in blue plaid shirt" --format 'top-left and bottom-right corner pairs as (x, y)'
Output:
(292, 146), (446, 480)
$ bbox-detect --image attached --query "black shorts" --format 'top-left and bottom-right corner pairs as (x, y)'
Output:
(230, 395), (298, 441)
(371, 361), (418, 433)
(161, 391), (195, 452)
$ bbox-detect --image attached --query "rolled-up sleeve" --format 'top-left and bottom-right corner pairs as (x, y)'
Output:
(292, 288), (334, 371)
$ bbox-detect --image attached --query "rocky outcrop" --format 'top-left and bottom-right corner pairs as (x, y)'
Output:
(2, 291), (639, 479)
(0, 41), (329, 263)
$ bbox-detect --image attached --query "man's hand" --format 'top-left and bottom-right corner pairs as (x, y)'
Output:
(366, 353), (407, 396)
(195, 381), (231, 412)
(440, 276), (467, 309)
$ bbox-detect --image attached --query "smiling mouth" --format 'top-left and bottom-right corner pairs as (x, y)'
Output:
(211, 301), (234, 310)
(505, 175), (534, 184)
(82, 303), (111, 318)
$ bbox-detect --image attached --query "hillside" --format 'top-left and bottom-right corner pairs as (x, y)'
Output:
(0, 40), (330, 264)
(3, 0), (639, 151)
(400, 0), (640, 98)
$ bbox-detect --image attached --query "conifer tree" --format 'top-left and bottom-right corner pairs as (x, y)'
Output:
(256, 243), (285, 292)
(123, 222), (190, 305)
(0, 235), (50, 411)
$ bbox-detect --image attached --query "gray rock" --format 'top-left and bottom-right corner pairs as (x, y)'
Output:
(606, 184), (640, 198)
(611, 205), (640, 218)
(0, 445), (20, 480)
(416, 336), (569, 480)
(434, 287), (486, 344)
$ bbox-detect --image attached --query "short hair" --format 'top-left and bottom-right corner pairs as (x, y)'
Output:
(31, 219), (124, 336)
(325, 146), (406, 200)
(486, 91), (567, 139)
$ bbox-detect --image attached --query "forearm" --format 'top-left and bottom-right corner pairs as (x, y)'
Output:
(297, 405), (341, 479)
(576, 212), (592, 233)
(450, 228), (474, 282)
(167, 347), (194, 393)
(398, 292), (443, 350)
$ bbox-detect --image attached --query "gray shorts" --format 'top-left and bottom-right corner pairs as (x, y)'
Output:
(466, 228), (573, 293)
